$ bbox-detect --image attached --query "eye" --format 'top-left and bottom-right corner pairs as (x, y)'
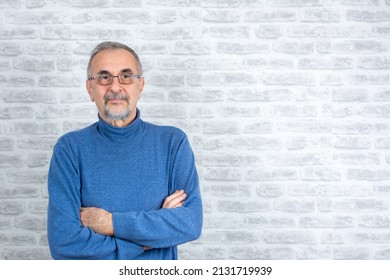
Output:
(121, 73), (131, 79)
(99, 74), (111, 80)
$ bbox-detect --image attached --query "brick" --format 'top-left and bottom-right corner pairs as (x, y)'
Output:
(286, 136), (333, 150)
(229, 247), (295, 260)
(204, 168), (242, 181)
(203, 10), (241, 22)
(0, 186), (40, 198)
(217, 42), (269, 54)
(255, 25), (283, 38)
(0, 218), (12, 230)
(358, 56), (390, 69)
(203, 184), (251, 197)
(146, 0), (200, 6)
(112, 0), (142, 8)
(147, 73), (185, 87)
(141, 104), (187, 118)
(0, 137), (14, 151)
(299, 215), (354, 228)
(376, 138), (390, 148)
(373, 90), (390, 101)
(348, 169), (390, 180)
(0, 43), (23, 56)
(6, 11), (69, 24)
(217, 200), (272, 213)
(334, 247), (370, 260)
(7, 170), (47, 183)
(27, 153), (50, 168)
(228, 88), (293, 102)
(0, 106), (34, 119)
(14, 216), (46, 231)
(333, 153), (380, 165)
(95, 11), (152, 24)
(38, 75), (80, 87)
(267, 152), (328, 166)
(227, 136), (283, 150)
(256, 184), (284, 197)
(0, 201), (24, 215)
(202, 26), (250, 38)
(138, 26), (200, 40)
(5, 122), (59, 135)
(261, 72), (316, 86)
(247, 169), (298, 181)
(242, 120), (273, 134)
(273, 40), (314, 54)
(1, 248), (51, 260)
(274, 199), (315, 213)
(171, 41), (210, 55)
(351, 232), (390, 243)
(16, 137), (56, 150)
(0, 27), (37, 39)
(346, 10), (390, 22)
(26, 42), (72, 55)
(0, 0), (22, 8)
(334, 136), (371, 149)
(359, 215), (390, 228)
(318, 198), (387, 212)
(296, 246), (332, 259)
(244, 215), (295, 228)
(245, 10), (297, 22)
(321, 232), (344, 244)
(28, 201), (48, 214)
(0, 154), (23, 168)
(203, 120), (241, 134)
(298, 57), (353, 70)
(374, 248), (390, 259)
(278, 120), (332, 133)
(302, 167), (341, 181)
(288, 25), (372, 38)
(332, 88), (371, 102)
(201, 0), (241, 8)
(262, 230), (317, 244)
(202, 230), (258, 244)
(301, 8), (341, 22)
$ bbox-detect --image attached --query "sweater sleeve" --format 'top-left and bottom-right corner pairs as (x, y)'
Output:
(112, 134), (203, 248)
(47, 138), (144, 259)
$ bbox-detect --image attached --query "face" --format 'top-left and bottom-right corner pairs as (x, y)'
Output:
(86, 49), (144, 126)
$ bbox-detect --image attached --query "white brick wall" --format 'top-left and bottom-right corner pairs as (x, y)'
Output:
(1, 0), (390, 260)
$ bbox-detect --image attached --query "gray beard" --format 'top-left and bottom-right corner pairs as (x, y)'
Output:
(103, 92), (131, 121)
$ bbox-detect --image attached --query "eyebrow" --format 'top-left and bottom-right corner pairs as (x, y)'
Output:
(96, 68), (134, 75)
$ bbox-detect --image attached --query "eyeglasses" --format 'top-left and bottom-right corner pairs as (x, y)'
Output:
(88, 73), (141, 85)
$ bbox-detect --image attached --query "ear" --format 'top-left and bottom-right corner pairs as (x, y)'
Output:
(137, 77), (145, 99)
(86, 80), (94, 102)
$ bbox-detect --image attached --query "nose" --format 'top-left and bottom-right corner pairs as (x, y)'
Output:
(108, 76), (123, 92)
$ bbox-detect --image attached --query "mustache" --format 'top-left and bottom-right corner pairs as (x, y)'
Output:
(104, 92), (129, 102)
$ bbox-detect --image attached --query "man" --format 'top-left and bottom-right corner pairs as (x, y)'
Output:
(47, 41), (203, 260)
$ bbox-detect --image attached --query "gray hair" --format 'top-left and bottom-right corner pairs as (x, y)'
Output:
(87, 41), (143, 78)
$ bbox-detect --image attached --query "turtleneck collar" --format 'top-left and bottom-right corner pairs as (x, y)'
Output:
(96, 108), (144, 140)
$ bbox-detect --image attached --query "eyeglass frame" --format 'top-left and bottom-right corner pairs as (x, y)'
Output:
(88, 73), (142, 85)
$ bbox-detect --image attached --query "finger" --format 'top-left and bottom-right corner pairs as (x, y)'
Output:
(162, 190), (183, 207)
(163, 192), (187, 208)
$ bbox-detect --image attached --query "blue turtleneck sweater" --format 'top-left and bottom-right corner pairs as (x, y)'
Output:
(47, 109), (202, 260)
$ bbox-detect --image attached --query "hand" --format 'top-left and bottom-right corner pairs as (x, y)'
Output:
(162, 189), (187, 208)
(80, 207), (114, 236)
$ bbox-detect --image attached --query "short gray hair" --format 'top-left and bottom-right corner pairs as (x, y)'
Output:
(87, 41), (143, 78)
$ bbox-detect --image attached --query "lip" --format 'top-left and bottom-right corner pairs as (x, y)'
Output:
(107, 99), (126, 103)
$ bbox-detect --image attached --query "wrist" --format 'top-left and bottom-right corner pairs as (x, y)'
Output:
(106, 212), (114, 236)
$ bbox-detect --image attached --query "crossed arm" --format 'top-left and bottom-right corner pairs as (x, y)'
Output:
(80, 190), (187, 237)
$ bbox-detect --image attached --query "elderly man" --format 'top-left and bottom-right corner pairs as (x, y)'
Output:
(47, 41), (203, 259)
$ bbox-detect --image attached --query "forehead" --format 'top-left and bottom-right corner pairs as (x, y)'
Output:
(90, 49), (138, 74)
